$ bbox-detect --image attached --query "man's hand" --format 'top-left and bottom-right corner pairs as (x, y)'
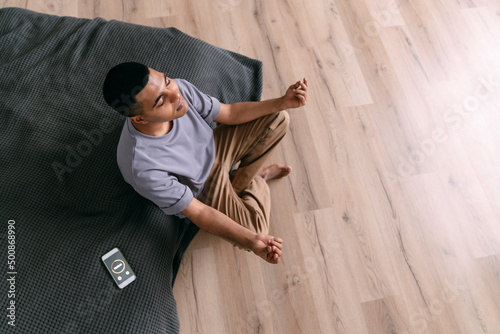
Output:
(216, 77), (308, 125)
(281, 78), (308, 110)
(183, 199), (284, 264)
(251, 235), (283, 264)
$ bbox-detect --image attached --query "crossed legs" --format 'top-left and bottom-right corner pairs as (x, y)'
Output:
(199, 111), (290, 237)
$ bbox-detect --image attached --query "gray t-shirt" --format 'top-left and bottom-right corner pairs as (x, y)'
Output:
(116, 79), (221, 217)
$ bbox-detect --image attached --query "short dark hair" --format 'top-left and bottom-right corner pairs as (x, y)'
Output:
(102, 62), (150, 117)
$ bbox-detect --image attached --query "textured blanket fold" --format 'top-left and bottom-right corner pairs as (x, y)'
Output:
(0, 7), (262, 333)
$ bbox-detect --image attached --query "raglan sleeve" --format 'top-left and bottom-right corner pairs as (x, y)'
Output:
(175, 79), (221, 124)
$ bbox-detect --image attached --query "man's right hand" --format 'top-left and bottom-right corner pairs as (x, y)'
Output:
(182, 198), (284, 264)
(251, 235), (283, 264)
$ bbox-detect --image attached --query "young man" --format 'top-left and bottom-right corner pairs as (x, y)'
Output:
(102, 62), (308, 264)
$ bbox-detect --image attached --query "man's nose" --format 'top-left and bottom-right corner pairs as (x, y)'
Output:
(168, 90), (181, 104)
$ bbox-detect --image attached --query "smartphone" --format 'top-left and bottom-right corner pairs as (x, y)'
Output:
(101, 247), (136, 289)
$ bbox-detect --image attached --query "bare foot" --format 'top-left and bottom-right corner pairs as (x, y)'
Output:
(257, 163), (292, 181)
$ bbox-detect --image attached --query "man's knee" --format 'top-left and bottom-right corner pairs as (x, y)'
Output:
(249, 209), (270, 235)
(273, 110), (290, 137)
(281, 110), (290, 130)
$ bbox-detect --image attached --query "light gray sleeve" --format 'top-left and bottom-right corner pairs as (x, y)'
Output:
(175, 79), (221, 124)
(133, 169), (193, 216)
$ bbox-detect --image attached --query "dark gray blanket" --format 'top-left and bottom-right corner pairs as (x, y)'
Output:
(0, 7), (262, 333)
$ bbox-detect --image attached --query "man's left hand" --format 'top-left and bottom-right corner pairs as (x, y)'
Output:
(281, 77), (308, 110)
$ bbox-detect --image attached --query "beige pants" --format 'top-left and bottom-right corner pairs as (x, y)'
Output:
(199, 111), (290, 236)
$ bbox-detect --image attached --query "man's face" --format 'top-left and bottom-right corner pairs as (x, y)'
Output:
(132, 68), (188, 123)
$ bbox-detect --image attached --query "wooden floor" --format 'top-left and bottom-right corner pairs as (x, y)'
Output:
(5, 0), (500, 333)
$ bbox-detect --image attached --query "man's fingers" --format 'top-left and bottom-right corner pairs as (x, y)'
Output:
(294, 82), (307, 105)
(296, 94), (306, 105)
(294, 90), (307, 97)
(268, 237), (283, 244)
(293, 86), (307, 97)
(271, 241), (282, 251)
(271, 246), (282, 257)
(269, 238), (283, 248)
(293, 79), (308, 91)
(297, 78), (307, 90)
(268, 252), (279, 264)
(268, 252), (279, 263)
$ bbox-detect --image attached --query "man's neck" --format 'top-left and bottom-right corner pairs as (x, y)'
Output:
(131, 120), (173, 137)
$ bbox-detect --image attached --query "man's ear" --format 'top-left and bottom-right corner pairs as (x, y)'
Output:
(130, 115), (148, 124)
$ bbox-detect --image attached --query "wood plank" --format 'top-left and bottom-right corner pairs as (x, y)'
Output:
(2, 0), (500, 332)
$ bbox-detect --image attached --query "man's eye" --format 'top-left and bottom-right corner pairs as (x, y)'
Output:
(159, 98), (165, 107)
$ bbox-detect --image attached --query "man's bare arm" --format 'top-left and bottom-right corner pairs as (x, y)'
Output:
(215, 78), (308, 125)
(181, 198), (283, 264)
